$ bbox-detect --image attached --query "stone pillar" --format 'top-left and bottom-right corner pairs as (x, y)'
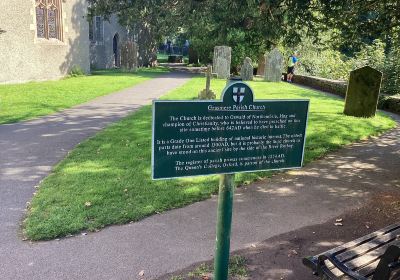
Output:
(256, 53), (266, 76)
(213, 46), (231, 79)
(240, 57), (254, 81)
(120, 41), (138, 71)
(264, 48), (283, 82)
(344, 66), (382, 117)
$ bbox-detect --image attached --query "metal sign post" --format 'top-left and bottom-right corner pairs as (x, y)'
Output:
(214, 172), (235, 280)
(214, 78), (240, 280)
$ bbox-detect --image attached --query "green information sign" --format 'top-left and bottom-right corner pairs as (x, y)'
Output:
(152, 82), (309, 179)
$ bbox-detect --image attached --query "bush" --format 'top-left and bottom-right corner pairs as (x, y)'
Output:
(292, 36), (353, 80)
(294, 39), (399, 95)
(69, 65), (85, 77)
(382, 46), (400, 95)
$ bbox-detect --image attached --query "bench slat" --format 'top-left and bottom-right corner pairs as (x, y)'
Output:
(355, 259), (380, 278)
(319, 223), (400, 258)
(336, 227), (400, 262)
(303, 223), (400, 279)
(343, 240), (400, 271)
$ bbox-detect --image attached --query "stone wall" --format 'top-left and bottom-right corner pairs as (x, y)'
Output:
(379, 95), (400, 115)
(292, 74), (400, 115)
(0, 0), (90, 84)
(292, 75), (347, 97)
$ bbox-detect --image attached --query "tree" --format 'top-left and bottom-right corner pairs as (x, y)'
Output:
(88, 0), (182, 66)
(88, 0), (318, 68)
(316, 0), (400, 54)
(181, 0), (318, 69)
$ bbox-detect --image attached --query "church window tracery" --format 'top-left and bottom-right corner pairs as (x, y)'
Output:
(35, 0), (63, 41)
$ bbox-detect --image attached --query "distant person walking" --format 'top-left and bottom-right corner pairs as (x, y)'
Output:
(287, 51), (299, 83)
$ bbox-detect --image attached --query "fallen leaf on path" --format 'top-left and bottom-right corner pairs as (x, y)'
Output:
(288, 249), (298, 257)
(138, 270), (145, 277)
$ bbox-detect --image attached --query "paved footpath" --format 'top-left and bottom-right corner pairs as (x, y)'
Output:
(1, 77), (399, 279)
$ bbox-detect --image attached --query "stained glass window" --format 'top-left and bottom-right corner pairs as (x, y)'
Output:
(35, 0), (63, 41)
(48, 9), (57, 38)
(36, 6), (45, 38)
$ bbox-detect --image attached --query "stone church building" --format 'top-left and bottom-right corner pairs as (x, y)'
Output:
(0, 0), (130, 84)
(89, 15), (128, 69)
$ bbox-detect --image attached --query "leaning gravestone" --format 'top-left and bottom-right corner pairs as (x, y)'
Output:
(264, 48), (283, 82)
(344, 66), (382, 118)
(257, 53), (266, 76)
(213, 46), (231, 79)
(120, 41), (138, 71)
(240, 57), (254, 81)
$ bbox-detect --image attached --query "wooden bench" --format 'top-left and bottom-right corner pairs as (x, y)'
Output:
(303, 223), (400, 279)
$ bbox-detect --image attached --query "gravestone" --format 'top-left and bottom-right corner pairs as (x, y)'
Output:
(120, 41), (138, 71)
(213, 46), (231, 79)
(256, 53), (266, 76)
(344, 66), (382, 118)
(188, 47), (199, 64)
(240, 57), (254, 81)
(199, 65), (216, 99)
(264, 48), (283, 82)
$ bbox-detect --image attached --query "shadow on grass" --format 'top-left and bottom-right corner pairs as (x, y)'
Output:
(24, 103), (397, 240)
(0, 103), (68, 124)
(91, 67), (170, 79)
(0, 68), (170, 124)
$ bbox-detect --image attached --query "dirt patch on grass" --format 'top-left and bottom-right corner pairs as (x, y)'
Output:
(158, 191), (400, 280)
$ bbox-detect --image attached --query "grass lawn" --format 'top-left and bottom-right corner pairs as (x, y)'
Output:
(23, 77), (396, 240)
(0, 68), (168, 124)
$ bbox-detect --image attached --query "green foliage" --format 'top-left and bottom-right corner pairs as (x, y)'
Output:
(187, 263), (211, 277)
(23, 77), (395, 240)
(184, 0), (317, 69)
(69, 65), (86, 77)
(352, 40), (386, 70)
(382, 44), (400, 95)
(88, 0), (182, 66)
(317, 0), (400, 54)
(296, 48), (352, 80)
(89, 0), (317, 69)
(295, 38), (399, 95)
(171, 255), (247, 279)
